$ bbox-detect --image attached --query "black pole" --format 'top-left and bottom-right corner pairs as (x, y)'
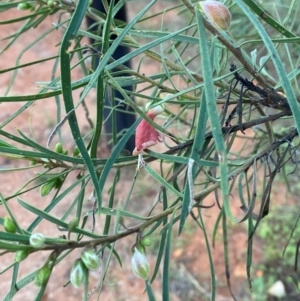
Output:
(86, 1), (136, 154)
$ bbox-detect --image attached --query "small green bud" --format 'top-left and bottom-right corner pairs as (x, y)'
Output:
(198, 0), (231, 31)
(141, 237), (152, 247)
(136, 242), (145, 253)
(63, 150), (68, 155)
(29, 233), (45, 248)
(73, 146), (80, 157)
(70, 259), (87, 288)
(40, 181), (54, 196)
(55, 142), (63, 153)
(81, 249), (100, 270)
(29, 160), (37, 166)
(3, 216), (17, 233)
(35, 265), (51, 287)
(68, 217), (79, 232)
(17, 2), (31, 10)
(131, 246), (150, 280)
(47, 0), (55, 7)
(15, 250), (29, 262)
(53, 177), (63, 189)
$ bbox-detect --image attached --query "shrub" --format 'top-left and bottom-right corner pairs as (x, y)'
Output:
(1, 0), (300, 300)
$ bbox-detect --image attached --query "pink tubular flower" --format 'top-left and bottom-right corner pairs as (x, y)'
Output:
(132, 105), (164, 156)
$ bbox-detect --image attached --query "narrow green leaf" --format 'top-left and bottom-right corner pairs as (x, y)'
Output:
(0, 240), (32, 251)
(146, 150), (219, 167)
(59, 0), (102, 204)
(162, 208), (177, 301)
(103, 169), (120, 235)
(128, 29), (199, 45)
(0, 231), (30, 244)
(8, 264), (19, 301)
(89, 0), (115, 158)
(241, 0), (297, 38)
(98, 117), (140, 210)
(179, 93), (207, 234)
(222, 209), (237, 300)
(198, 207), (216, 300)
(195, 9), (232, 223)
(145, 279), (156, 301)
(212, 211), (222, 248)
(145, 164), (183, 198)
(107, 25), (195, 72)
(150, 189), (168, 283)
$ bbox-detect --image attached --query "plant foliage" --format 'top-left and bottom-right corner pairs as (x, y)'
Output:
(1, 0), (300, 300)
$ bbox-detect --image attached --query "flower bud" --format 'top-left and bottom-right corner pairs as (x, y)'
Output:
(40, 181), (54, 196)
(14, 250), (30, 262)
(53, 177), (63, 189)
(73, 146), (80, 157)
(68, 217), (79, 232)
(43, 163), (51, 169)
(29, 233), (45, 248)
(141, 237), (152, 247)
(47, 0), (55, 7)
(3, 216), (17, 233)
(198, 1), (231, 31)
(29, 160), (37, 166)
(70, 259), (87, 288)
(81, 249), (100, 270)
(131, 246), (150, 280)
(133, 103), (165, 156)
(35, 265), (51, 287)
(55, 143), (63, 153)
(17, 2), (31, 10)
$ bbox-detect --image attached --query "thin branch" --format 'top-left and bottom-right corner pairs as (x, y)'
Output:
(10, 128), (298, 254)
